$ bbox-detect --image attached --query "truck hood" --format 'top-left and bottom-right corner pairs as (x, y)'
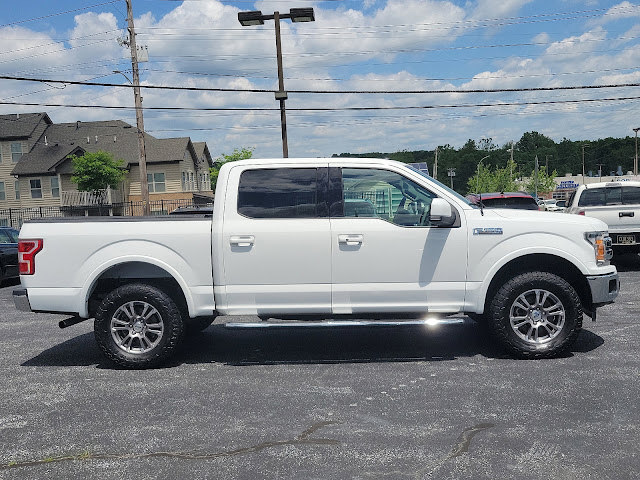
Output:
(487, 208), (608, 232)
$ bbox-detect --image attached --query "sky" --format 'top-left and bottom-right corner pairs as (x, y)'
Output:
(2, 0), (640, 159)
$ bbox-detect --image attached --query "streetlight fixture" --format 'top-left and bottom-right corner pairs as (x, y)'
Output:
(476, 155), (490, 193)
(633, 127), (640, 176)
(237, 8), (315, 158)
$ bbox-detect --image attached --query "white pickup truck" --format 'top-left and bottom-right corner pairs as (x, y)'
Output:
(565, 180), (640, 254)
(14, 158), (619, 368)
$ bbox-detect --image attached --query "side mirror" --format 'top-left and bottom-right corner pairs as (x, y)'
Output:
(429, 198), (456, 227)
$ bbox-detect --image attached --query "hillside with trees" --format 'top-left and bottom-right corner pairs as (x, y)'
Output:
(332, 132), (637, 194)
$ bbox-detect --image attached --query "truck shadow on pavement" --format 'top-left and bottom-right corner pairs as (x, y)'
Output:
(22, 319), (605, 368)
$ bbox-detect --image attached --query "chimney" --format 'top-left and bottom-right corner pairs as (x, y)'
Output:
(76, 121), (80, 130)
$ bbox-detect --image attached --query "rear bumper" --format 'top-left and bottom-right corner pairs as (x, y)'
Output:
(586, 272), (620, 307)
(13, 288), (31, 312)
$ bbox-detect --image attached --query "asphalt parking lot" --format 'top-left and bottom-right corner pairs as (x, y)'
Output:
(1, 258), (639, 480)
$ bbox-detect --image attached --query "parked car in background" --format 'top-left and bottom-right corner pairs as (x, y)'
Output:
(540, 199), (564, 212)
(466, 192), (540, 210)
(565, 181), (640, 253)
(0, 227), (19, 283)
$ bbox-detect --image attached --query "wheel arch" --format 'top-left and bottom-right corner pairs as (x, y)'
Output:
(84, 260), (191, 319)
(482, 253), (592, 317)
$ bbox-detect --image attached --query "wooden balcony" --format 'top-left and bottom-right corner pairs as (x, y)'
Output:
(61, 188), (123, 206)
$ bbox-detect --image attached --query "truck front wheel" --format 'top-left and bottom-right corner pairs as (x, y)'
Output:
(94, 283), (185, 368)
(488, 272), (582, 359)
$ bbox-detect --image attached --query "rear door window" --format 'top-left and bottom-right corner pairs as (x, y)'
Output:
(237, 168), (326, 218)
(578, 188), (606, 206)
(579, 187), (622, 206)
(622, 186), (640, 205)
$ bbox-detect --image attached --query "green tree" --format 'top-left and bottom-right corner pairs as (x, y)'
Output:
(524, 167), (558, 195)
(467, 162), (495, 193)
(467, 159), (519, 194)
(69, 150), (126, 200)
(210, 147), (253, 191)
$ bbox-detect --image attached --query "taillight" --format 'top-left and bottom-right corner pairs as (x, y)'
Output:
(578, 210), (585, 216)
(18, 239), (43, 275)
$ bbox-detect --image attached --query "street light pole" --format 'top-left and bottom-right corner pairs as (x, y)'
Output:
(273, 11), (288, 158)
(633, 127), (640, 176)
(238, 8), (315, 158)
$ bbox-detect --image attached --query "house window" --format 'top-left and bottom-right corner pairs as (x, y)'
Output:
(182, 172), (186, 191)
(0, 181), (5, 201)
(189, 172), (194, 191)
(51, 177), (60, 198)
(147, 172), (166, 193)
(11, 143), (22, 163)
(30, 179), (42, 198)
(15, 180), (20, 200)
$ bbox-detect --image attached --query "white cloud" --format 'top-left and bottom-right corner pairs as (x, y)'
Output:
(470, 0), (534, 22)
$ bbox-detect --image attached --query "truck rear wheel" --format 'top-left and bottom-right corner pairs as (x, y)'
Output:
(488, 272), (582, 359)
(94, 283), (184, 368)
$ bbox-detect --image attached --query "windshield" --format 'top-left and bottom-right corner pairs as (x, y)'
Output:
(405, 164), (475, 206)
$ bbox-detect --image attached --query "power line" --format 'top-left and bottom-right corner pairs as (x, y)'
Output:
(3, 95), (640, 112)
(3, 74), (640, 95)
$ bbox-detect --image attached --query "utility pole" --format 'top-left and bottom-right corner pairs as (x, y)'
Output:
(534, 155), (539, 199)
(433, 147), (438, 179)
(581, 144), (587, 185)
(509, 141), (514, 179)
(125, 0), (150, 215)
(633, 127), (640, 176)
(545, 154), (552, 174)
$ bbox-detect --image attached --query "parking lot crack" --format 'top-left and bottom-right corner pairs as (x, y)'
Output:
(0, 421), (340, 470)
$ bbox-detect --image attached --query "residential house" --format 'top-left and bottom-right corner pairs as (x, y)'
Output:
(0, 113), (52, 212)
(0, 113), (213, 222)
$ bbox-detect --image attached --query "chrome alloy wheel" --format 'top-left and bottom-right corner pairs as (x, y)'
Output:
(110, 301), (165, 354)
(509, 289), (566, 345)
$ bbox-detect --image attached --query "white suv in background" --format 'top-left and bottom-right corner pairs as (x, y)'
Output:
(566, 181), (640, 253)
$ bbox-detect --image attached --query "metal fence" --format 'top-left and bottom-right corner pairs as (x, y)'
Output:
(0, 199), (208, 229)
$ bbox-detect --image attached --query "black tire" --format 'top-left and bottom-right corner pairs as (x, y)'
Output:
(488, 271), (582, 359)
(184, 316), (215, 335)
(94, 283), (185, 368)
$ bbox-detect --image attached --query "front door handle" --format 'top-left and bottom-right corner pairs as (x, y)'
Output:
(619, 211), (635, 217)
(230, 235), (255, 247)
(338, 234), (363, 246)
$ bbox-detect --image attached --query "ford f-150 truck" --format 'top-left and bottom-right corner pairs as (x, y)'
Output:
(13, 158), (619, 368)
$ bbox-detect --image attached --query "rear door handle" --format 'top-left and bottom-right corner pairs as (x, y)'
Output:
(230, 235), (255, 247)
(619, 212), (635, 217)
(338, 234), (363, 246)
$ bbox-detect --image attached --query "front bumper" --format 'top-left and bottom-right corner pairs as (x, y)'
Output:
(13, 288), (32, 312)
(586, 272), (620, 307)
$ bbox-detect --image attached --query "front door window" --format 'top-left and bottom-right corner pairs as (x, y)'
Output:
(340, 168), (437, 226)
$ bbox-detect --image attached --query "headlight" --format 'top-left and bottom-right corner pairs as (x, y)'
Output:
(585, 231), (613, 265)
